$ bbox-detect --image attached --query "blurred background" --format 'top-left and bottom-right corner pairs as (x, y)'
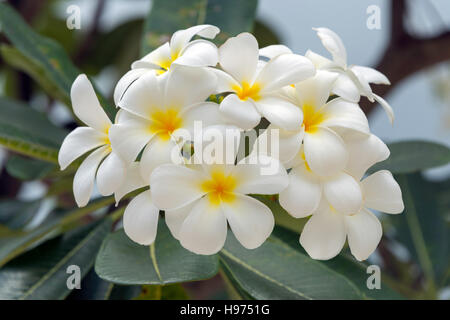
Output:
(0, 0), (448, 300)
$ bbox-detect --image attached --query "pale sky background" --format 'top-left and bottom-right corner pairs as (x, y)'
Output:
(52, 0), (450, 179)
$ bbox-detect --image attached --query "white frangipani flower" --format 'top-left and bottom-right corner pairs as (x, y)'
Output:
(150, 128), (288, 255)
(278, 145), (363, 219)
(308, 27), (394, 123)
(110, 65), (223, 182)
(256, 70), (370, 177)
(299, 134), (404, 261)
(212, 32), (315, 130)
(58, 74), (126, 207)
(114, 25), (220, 105)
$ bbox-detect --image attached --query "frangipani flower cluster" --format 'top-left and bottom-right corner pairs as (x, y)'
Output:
(58, 25), (404, 261)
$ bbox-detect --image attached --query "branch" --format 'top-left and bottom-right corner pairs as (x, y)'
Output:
(362, 1), (450, 115)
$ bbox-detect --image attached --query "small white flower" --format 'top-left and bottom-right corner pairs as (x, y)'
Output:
(299, 134), (404, 261)
(150, 128), (288, 255)
(110, 65), (223, 182)
(308, 27), (394, 123)
(114, 25), (220, 105)
(212, 32), (315, 130)
(58, 74), (126, 207)
(255, 70), (370, 177)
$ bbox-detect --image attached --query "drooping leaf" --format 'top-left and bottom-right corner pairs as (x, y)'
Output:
(219, 231), (364, 300)
(0, 97), (67, 163)
(95, 220), (219, 285)
(6, 155), (55, 180)
(369, 141), (450, 174)
(0, 218), (112, 299)
(0, 3), (115, 119)
(271, 226), (404, 300)
(393, 173), (449, 294)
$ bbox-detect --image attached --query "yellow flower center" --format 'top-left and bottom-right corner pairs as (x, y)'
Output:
(302, 104), (326, 133)
(201, 170), (238, 206)
(232, 81), (261, 101)
(103, 125), (112, 152)
(155, 51), (180, 75)
(149, 108), (183, 140)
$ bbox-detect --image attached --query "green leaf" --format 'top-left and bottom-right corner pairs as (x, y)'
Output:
(393, 173), (449, 296)
(140, 0), (258, 54)
(0, 196), (116, 267)
(6, 155), (55, 180)
(369, 141), (450, 174)
(0, 97), (67, 163)
(95, 220), (219, 285)
(140, 0), (206, 55)
(0, 218), (112, 299)
(204, 0), (258, 44)
(219, 231), (364, 300)
(66, 268), (141, 300)
(271, 226), (404, 300)
(253, 20), (281, 48)
(253, 195), (306, 234)
(0, 3), (116, 119)
(134, 284), (189, 300)
(0, 199), (41, 231)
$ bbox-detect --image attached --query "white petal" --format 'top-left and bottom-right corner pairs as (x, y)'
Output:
(345, 208), (382, 261)
(254, 95), (303, 131)
(345, 133), (390, 180)
(165, 201), (196, 240)
(332, 72), (361, 102)
(70, 74), (111, 132)
(256, 53), (315, 93)
(303, 127), (348, 177)
(314, 27), (347, 68)
(58, 127), (106, 170)
(118, 72), (164, 119)
(114, 162), (147, 205)
(305, 50), (335, 69)
(139, 135), (183, 183)
(175, 40), (218, 67)
(233, 155), (288, 194)
(150, 164), (206, 210)
(113, 69), (149, 106)
(137, 42), (171, 68)
(222, 194), (274, 249)
(348, 68), (374, 101)
(208, 68), (240, 93)
(193, 124), (241, 166)
(178, 102), (224, 134)
(96, 151), (126, 196)
(109, 120), (153, 163)
(294, 70), (338, 108)
(259, 45), (292, 59)
(252, 125), (304, 165)
(373, 93), (395, 125)
(361, 170), (404, 214)
(123, 190), (159, 245)
(350, 65), (390, 85)
(164, 64), (217, 108)
(321, 98), (370, 135)
(219, 94), (261, 129)
(73, 146), (109, 207)
(279, 165), (322, 218)
(219, 32), (259, 83)
(323, 172), (363, 215)
(170, 25), (219, 57)
(300, 200), (346, 260)
(179, 197), (227, 255)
